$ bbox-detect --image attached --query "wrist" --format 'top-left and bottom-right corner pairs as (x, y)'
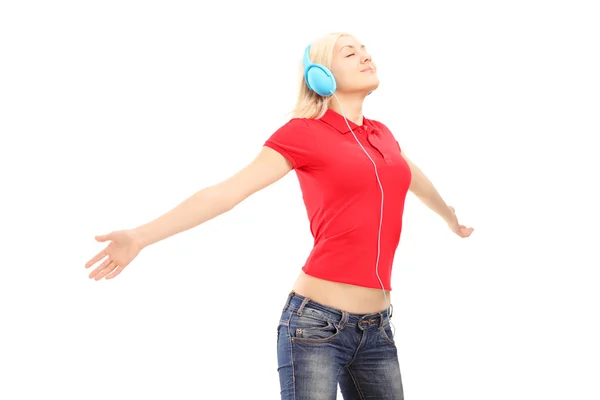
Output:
(443, 206), (455, 225)
(130, 228), (149, 251)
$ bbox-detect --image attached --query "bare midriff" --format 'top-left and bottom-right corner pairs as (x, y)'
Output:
(291, 270), (392, 315)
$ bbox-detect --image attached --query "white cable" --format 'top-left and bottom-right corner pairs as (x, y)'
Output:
(331, 93), (394, 337)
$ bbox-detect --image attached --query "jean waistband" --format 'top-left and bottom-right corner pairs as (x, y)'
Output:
(281, 290), (393, 329)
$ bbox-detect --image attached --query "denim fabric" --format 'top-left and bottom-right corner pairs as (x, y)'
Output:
(277, 291), (404, 399)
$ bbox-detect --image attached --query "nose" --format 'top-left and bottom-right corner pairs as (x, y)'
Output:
(361, 51), (372, 64)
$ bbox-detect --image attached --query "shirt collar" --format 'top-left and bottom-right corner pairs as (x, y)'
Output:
(319, 108), (371, 135)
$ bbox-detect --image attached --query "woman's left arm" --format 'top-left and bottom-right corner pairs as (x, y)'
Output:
(401, 151), (474, 238)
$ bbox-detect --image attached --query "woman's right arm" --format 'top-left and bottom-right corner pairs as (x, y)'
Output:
(132, 146), (292, 249)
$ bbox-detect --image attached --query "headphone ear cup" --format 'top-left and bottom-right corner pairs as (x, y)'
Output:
(306, 65), (336, 96)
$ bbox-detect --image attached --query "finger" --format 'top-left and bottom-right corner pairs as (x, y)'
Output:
(95, 233), (113, 242)
(89, 257), (112, 279)
(85, 249), (107, 268)
(95, 261), (119, 280)
(105, 265), (125, 279)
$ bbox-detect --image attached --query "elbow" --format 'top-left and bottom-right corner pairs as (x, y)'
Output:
(211, 180), (249, 212)
(220, 188), (242, 213)
(199, 182), (240, 216)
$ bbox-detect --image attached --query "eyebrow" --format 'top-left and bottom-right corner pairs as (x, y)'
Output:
(339, 44), (365, 52)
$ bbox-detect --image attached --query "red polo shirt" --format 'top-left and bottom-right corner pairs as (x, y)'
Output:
(264, 109), (412, 291)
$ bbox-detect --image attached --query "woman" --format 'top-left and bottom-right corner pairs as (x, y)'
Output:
(85, 32), (473, 399)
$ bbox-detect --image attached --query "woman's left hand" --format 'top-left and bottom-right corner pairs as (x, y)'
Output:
(446, 206), (474, 238)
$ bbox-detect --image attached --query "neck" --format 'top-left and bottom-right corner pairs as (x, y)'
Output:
(328, 93), (365, 126)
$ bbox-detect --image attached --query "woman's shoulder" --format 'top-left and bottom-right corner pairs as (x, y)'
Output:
(275, 117), (313, 131)
(287, 116), (320, 126)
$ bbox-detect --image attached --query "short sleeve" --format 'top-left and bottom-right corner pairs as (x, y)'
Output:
(263, 118), (316, 170)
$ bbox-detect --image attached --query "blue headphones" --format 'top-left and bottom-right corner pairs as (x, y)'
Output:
(303, 45), (336, 97)
(303, 44), (372, 97)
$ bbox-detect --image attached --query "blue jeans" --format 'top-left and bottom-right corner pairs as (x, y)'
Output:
(277, 291), (404, 399)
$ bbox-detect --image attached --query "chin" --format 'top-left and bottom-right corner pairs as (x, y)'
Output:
(363, 75), (380, 91)
(364, 80), (380, 94)
(339, 77), (380, 95)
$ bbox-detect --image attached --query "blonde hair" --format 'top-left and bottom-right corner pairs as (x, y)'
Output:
(291, 32), (352, 119)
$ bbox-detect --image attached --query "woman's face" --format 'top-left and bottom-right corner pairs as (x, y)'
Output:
(330, 35), (379, 94)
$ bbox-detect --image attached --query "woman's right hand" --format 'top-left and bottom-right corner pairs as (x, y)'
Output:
(85, 229), (145, 280)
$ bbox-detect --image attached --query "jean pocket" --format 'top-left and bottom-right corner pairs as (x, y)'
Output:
(289, 310), (340, 343)
(379, 322), (395, 345)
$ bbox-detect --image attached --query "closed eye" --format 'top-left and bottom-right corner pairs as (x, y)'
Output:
(345, 53), (355, 58)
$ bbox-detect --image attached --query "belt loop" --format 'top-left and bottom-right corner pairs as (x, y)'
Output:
(282, 291), (294, 312)
(389, 304), (394, 319)
(337, 310), (349, 330)
(378, 311), (384, 328)
(297, 297), (310, 316)
(357, 315), (366, 331)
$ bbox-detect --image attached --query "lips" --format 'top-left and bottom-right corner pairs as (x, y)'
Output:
(361, 67), (375, 72)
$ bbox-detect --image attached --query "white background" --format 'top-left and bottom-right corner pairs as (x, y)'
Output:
(1, 0), (599, 399)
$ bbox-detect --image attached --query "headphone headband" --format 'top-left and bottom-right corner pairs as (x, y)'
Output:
(303, 45), (312, 77)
